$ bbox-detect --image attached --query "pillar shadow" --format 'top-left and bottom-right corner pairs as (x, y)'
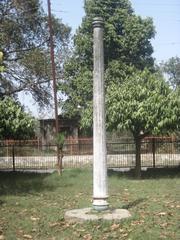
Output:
(121, 198), (146, 209)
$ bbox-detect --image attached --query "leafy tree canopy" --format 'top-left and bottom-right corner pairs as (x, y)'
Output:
(60, 0), (155, 119)
(106, 69), (180, 137)
(0, 0), (71, 106)
(0, 97), (35, 139)
(106, 69), (180, 178)
(161, 56), (180, 89)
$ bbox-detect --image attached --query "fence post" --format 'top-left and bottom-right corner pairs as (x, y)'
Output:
(152, 138), (155, 168)
(12, 145), (15, 172)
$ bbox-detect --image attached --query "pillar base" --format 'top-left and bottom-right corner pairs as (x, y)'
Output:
(93, 198), (109, 211)
(65, 208), (131, 223)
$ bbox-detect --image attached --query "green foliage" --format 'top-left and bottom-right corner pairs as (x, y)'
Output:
(0, 0), (71, 106)
(60, 0), (155, 120)
(55, 132), (66, 150)
(106, 69), (180, 178)
(106, 69), (180, 138)
(0, 51), (4, 72)
(161, 56), (180, 89)
(0, 97), (35, 139)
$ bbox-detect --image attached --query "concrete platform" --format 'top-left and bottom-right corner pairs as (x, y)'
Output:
(65, 208), (131, 223)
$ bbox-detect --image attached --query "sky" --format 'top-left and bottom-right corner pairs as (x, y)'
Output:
(43, 0), (180, 63)
(22, 0), (180, 118)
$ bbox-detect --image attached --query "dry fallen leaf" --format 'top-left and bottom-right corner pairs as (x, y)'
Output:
(122, 233), (128, 237)
(0, 235), (5, 240)
(49, 222), (60, 228)
(111, 223), (120, 231)
(131, 220), (144, 226)
(156, 212), (167, 216)
(167, 212), (173, 216)
(96, 225), (101, 230)
(30, 216), (40, 221)
(23, 234), (33, 239)
(78, 228), (86, 232)
(83, 233), (92, 240)
(160, 223), (168, 228)
(160, 234), (167, 239)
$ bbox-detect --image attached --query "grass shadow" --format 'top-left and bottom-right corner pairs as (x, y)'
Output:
(121, 198), (146, 209)
(108, 168), (133, 179)
(0, 199), (5, 205)
(0, 171), (57, 196)
(68, 168), (85, 178)
(108, 166), (180, 179)
(141, 166), (180, 179)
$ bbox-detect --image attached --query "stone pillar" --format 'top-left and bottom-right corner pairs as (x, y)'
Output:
(92, 17), (108, 211)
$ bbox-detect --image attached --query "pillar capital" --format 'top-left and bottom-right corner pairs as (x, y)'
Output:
(92, 17), (104, 28)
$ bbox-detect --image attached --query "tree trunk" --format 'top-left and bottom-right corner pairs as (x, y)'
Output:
(57, 147), (63, 175)
(134, 137), (142, 179)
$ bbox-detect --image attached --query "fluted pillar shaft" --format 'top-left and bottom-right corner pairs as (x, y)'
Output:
(92, 17), (108, 211)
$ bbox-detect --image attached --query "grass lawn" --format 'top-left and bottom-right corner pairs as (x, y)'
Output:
(0, 167), (179, 240)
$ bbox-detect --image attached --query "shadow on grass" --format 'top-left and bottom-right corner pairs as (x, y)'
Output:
(108, 166), (180, 179)
(68, 168), (85, 178)
(0, 199), (5, 205)
(122, 198), (146, 209)
(0, 171), (57, 196)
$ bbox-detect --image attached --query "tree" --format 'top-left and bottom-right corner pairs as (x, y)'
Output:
(0, 0), (71, 106)
(60, 0), (155, 120)
(106, 69), (180, 178)
(0, 52), (4, 72)
(0, 97), (35, 139)
(55, 132), (66, 175)
(161, 57), (180, 89)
